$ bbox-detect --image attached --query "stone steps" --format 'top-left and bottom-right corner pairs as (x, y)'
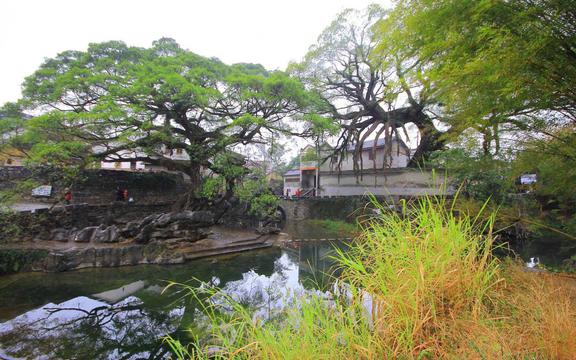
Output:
(228, 236), (265, 245)
(183, 240), (272, 260)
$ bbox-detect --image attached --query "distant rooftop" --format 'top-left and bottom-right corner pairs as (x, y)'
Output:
(284, 169), (300, 177)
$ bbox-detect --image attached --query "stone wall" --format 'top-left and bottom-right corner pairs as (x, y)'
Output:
(71, 169), (188, 204)
(279, 192), (451, 224)
(280, 196), (388, 223)
(0, 166), (32, 191)
(1, 203), (172, 243)
(0, 167), (189, 205)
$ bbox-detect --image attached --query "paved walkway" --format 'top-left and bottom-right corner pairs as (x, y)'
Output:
(8, 202), (52, 212)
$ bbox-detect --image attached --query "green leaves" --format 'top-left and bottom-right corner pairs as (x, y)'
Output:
(429, 147), (514, 203)
(514, 128), (576, 208)
(234, 170), (278, 218)
(303, 114), (339, 137)
(229, 114), (266, 128)
(17, 38), (315, 191)
(380, 0), (576, 130)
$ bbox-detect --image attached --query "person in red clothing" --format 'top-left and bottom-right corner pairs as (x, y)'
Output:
(63, 188), (72, 205)
(123, 188), (129, 201)
(295, 188), (301, 198)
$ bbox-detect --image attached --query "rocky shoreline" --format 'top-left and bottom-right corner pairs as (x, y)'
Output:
(0, 204), (285, 274)
(0, 227), (285, 273)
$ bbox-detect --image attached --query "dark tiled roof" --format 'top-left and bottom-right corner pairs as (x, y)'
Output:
(283, 169), (300, 177)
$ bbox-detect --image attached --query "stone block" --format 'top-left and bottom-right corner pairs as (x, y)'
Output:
(49, 228), (70, 242)
(153, 211), (214, 228)
(93, 225), (121, 243)
(72, 226), (98, 242)
(120, 221), (140, 238)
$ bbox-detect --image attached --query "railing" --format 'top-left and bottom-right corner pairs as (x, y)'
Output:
(300, 188), (315, 198)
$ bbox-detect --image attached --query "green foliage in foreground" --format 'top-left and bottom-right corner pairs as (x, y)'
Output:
(379, 0), (575, 152)
(163, 197), (576, 359)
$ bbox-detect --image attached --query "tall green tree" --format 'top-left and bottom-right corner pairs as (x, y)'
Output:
(0, 102), (31, 161)
(20, 38), (313, 190)
(378, 0), (576, 155)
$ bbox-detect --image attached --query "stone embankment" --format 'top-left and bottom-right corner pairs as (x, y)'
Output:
(0, 204), (279, 274)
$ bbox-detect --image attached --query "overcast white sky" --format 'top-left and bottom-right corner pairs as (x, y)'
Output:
(0, 0), (386, 105)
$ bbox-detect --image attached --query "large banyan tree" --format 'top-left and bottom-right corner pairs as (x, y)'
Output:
(19, 38), (313, 191)
(289, 5), (445, 170)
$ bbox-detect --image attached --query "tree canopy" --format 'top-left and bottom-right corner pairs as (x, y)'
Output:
(290, 5), (445, 171)
(18, 38), (315, 189)
(378, 0), (576, 156)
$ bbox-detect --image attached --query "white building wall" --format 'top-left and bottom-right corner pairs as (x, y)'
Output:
(318, 169), (451, 197)
(320, 141), (409, 172)
(283, 176), (300, 196)
(96, 146), (190, 172)
(100, 161), (146, 170)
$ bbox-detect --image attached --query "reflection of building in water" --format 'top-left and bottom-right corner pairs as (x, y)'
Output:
(298, 241), (346, 289)
(277, 240), (347, 289)
(92, 280), (147, 303)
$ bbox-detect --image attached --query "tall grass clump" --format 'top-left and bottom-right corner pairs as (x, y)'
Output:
(166, 196), (576, 359)
(338, 196), (502, 357)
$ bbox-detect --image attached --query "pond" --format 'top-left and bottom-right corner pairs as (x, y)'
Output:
(0, 237), (348, 359)
(0, 217), (567, 359)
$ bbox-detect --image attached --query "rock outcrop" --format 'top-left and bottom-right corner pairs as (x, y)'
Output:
(0, 206), (278, 274)
(60, 210), (215, 245)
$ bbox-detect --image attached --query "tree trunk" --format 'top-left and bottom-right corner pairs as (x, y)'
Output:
(224, 178), (235, 199)
(188, 163), (202, 194)
(408, 123), (444, 167)
(172, 163), (203, 211)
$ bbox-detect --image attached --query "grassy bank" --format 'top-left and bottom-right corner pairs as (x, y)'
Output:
(167, 197), (576, 359)
(305, 219), (359, 237)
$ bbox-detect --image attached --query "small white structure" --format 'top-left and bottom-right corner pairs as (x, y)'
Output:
(31, 185), (52, 198)
(520, 174), (537, 185)
(526, 257), (540, 268)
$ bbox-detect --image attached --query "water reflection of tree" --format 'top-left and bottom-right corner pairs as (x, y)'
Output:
(0, 297), (186, 359)
(0, 251), (285, 359)
(0, 245), (343, 359)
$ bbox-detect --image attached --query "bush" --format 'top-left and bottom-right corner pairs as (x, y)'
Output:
(234, 171), (278, 218)
(429, 148), (514, 203)
(199, 176), (225, 201)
